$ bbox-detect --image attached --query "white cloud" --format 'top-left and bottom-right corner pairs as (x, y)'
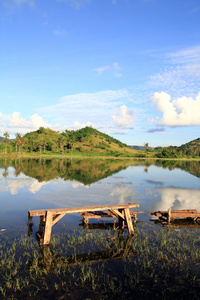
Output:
(151, 91), (200, 127)
(38, 89), (131, 128)
(148, 45), (200, 94)
(0, 112), (63, 136)
(112, 105), (135, 128)
(95, 62), (122, 77)
(7, 112), (52, 129)
(69, 121), (92, 130)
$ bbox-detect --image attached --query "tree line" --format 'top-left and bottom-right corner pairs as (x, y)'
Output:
(0, 126), (129, 156)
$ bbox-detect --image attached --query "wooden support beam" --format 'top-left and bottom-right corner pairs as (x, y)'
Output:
(108, 209), (125, 219)
(43, 211), (53, 245)
(124, 208), (134, 235)
(52, 213), (67, 226)
(168, 208), (171, 223)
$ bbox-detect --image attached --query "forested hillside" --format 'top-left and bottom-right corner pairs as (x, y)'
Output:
(0, 126), (141, 157)
(155, 138), (200, 158)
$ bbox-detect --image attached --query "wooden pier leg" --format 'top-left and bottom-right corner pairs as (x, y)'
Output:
(118, 209), (125, 229)
(168, 208), (171, 223)
(43, 211), (53, 245)
(124, 208), (134, 235)
(39, 215), (45, 234)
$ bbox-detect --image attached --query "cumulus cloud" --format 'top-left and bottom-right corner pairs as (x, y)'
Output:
(7, 112), (53, 129)
(112, 105), (135, 128)
(0, 112), (63, 136)
(150, 91), (200, 127)
(0, 111), (94, 136)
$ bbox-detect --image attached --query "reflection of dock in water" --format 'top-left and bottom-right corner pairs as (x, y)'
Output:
(28, 234), (137, 273)
(150, 208), (200, 227)
(28, 203), (142, 245)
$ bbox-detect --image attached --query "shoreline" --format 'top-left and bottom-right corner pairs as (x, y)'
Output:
(0, 153), (200, 161)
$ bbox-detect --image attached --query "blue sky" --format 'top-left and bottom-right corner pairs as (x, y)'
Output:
(0, 0), (200, 147)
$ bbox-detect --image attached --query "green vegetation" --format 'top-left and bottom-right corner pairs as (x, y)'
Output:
(1, 126), (200, 159)
(0, 126), (143, 158)
(155, 138), (200, 159)
(0, 224), (200, 299)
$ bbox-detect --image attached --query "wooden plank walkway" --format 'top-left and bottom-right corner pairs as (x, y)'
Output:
(150, 208), (200, 223)
(28, 203), (140, 245)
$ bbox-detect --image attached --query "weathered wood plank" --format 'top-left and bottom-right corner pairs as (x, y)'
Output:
(29, 203), (140, 217)
(124, 208), (134, 235)
(52, 213), (68, 226)
(108, 209), (125, 219)
(80, 210), (143, 218)
(43, 211), (53, 245)
(150, 209), (200, 221)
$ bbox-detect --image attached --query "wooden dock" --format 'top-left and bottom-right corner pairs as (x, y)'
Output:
(28, 203), (141, 245)
(150, 208), (200, 223)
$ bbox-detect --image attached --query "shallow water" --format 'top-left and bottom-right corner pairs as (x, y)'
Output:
(0, 158), (200, 299)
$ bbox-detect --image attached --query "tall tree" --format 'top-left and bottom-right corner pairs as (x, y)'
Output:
(14, 133), (22, 153)
(58, 136), (67, 155)
(3, 132), (10, 154)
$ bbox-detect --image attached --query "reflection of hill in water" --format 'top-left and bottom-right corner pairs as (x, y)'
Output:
(0, 158), (144, 185)
(0, 158), (200, 184)
(155, 160), (200, 178)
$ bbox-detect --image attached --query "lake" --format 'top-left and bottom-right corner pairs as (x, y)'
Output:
(0, 158), (200, 299)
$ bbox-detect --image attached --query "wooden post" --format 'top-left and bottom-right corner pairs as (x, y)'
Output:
(124, 208), (134, 235)
(118, 209), (125, 229)
(168, 208), (171, 223)
(43, 211), (53, 245)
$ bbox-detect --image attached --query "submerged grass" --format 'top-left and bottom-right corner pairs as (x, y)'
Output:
(0, 224), (200, 299)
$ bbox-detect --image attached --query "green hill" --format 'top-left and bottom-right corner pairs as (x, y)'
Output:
(155, 138), (200, 158)
(21, 126), (142, 157)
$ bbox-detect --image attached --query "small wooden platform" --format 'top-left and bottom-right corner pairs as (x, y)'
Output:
(28, 203), (141, 245)
(80, 210), (143, 224)
(150, 208), (200, 223)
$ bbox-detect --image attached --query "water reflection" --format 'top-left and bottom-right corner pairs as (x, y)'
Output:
(28, 233), (136, 274)
(0, 157), (200, 228)
(154, 187), (200, 211)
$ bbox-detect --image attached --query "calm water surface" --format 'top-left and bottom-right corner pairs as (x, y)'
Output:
(0, 158), (200, 234)
(0, 158), (200, 299)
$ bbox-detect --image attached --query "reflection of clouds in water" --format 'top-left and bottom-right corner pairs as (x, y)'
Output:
(71, 181), (89, 189)
(110, 184), (135, 204)
(35, 178), (136, 208)
(0, 175), (64, 195)
(155, 188), (200, 211)
(145, 188), (158, 198)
